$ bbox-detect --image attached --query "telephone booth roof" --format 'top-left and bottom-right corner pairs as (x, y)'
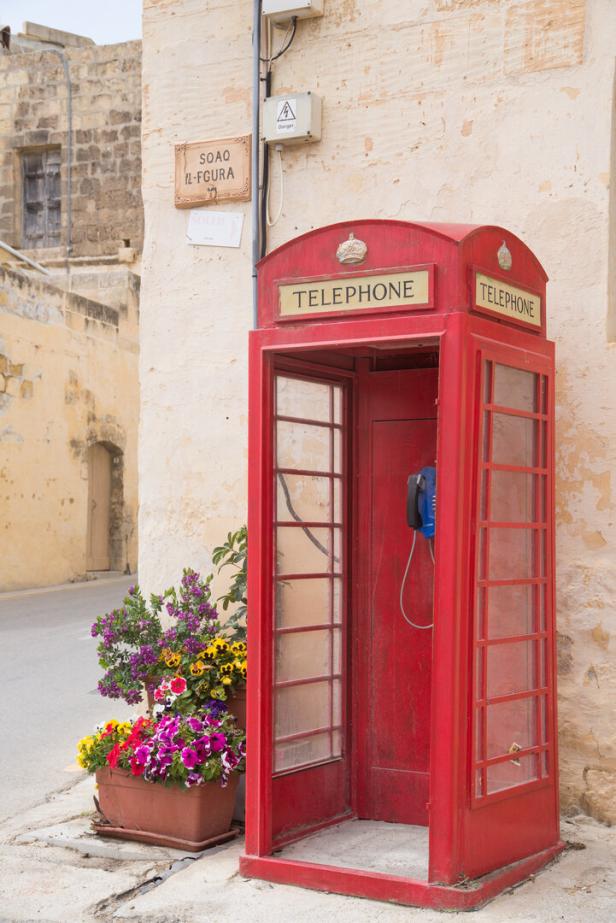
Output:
(256, 219), (548, 336)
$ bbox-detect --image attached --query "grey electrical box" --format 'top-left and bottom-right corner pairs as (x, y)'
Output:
(262, 1), (324, 25)
(263, 92), (322, 145)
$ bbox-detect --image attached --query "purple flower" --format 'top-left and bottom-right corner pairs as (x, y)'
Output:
(209, 733), (226, 752)
(125, 688), (143, 705)
(128, 585), (136, 594)
(185, 772), (203, 788)
(187, 717), (203, 734)
(134, 745), (150, 764)
(181, 747), (200, 769)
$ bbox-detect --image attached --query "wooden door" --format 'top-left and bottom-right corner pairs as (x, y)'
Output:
(355, 367), (438, 825)
(22, 149), (61, 249)
(87, 444), (111, 571)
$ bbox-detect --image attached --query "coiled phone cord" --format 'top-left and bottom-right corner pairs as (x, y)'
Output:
(399, 532), (435, 630)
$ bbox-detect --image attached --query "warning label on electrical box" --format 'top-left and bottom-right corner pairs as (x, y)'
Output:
(276, 99), (297, 134)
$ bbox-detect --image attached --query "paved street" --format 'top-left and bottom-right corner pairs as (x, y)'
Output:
(0, 576), (135, 823)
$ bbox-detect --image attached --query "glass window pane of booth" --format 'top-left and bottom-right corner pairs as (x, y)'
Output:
(473, 358), (551, 800)
(493, 363), (537, 412)
(273, 375), (345, 774)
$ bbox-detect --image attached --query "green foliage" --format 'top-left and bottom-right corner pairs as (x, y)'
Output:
(212, 526), (247, 642)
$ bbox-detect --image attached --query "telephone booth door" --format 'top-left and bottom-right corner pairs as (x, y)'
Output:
(241, 220), (563, 910)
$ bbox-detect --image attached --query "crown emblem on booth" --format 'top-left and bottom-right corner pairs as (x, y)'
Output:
(336, 233), (368, 265)
(497, 240), (512, 271)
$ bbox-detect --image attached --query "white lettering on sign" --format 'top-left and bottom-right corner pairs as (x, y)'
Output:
(475, 273), (541, 328)
(276, 98), (297, 134)
(186, 210), (244, 248)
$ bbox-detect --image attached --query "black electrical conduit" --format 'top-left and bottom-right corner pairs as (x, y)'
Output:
(251, 6), (334, 564)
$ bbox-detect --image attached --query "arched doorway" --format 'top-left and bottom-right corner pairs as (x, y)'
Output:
(86, 443), (112, 571)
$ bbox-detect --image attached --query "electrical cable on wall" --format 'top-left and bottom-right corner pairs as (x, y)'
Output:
(260, 16), (297, 66)
(266, 145), (284, 226)
(259, 16), (297, 257)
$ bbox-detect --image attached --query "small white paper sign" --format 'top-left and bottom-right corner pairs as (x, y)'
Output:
(186, 209), (244, 248)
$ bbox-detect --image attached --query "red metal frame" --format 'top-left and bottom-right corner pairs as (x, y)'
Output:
(243, 220), (563, 910)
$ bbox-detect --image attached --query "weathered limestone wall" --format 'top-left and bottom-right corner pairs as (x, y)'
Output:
(140, 0), (616, 818)
(0, 267), (139, 590)
(0, 39), (143, 258)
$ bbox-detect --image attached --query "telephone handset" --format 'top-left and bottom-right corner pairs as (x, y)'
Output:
(400, 465), (436, 630)
(406, 466), (436, 538)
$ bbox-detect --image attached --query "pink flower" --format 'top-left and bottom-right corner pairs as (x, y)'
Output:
(170, 676), (187, 695)
(209, 733), (226, 752)
(181, 747), (199, 769)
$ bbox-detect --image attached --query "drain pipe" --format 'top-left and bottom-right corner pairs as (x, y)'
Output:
(251, 0), (262, 329)
(45, 48), (73, 264)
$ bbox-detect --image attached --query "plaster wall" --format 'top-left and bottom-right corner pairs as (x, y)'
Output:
(140, 0), (616, 818)
(0, 267), (139, 590)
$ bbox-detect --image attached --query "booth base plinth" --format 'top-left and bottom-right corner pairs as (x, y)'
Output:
(239, 840), (565, 911)
(279, 819), (429, 880)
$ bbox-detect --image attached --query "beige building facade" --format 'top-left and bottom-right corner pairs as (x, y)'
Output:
(139, 1), (616, 820)
(0, 24), (142, 590)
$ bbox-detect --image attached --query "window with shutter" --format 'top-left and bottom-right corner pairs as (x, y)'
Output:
(22, 148), (62, 249)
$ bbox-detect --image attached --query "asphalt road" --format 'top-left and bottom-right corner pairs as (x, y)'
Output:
(0, 575), (136, 823)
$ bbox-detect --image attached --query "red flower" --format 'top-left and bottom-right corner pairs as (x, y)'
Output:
(130, 757), (144, 776)
(170, 675), (187, 695)
(106, 744), (121, 768)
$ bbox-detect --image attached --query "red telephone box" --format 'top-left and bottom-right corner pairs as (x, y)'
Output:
(240, 220), (563, 910)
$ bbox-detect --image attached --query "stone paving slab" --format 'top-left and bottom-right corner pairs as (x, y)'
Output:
(112, 817), (616, 923)
(2, 781), (616, 923)
(16, 817), (203, 863)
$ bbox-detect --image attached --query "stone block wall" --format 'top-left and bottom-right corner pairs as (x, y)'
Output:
(0, 266), (139, 590)
(0, 39), (142, 259)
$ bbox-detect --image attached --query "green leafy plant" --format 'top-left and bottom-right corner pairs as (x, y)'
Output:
(212, 527), (247, 642)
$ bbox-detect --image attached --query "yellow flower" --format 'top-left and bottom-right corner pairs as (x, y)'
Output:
(222, 676), (232, 685)
(165, 653), (181, 669)
(190, 660), (206, 676)
(213, 638), (229, 651)
(210, 686), (227, 700)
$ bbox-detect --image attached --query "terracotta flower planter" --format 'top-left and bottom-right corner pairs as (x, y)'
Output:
(95, 766), (239, 850)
